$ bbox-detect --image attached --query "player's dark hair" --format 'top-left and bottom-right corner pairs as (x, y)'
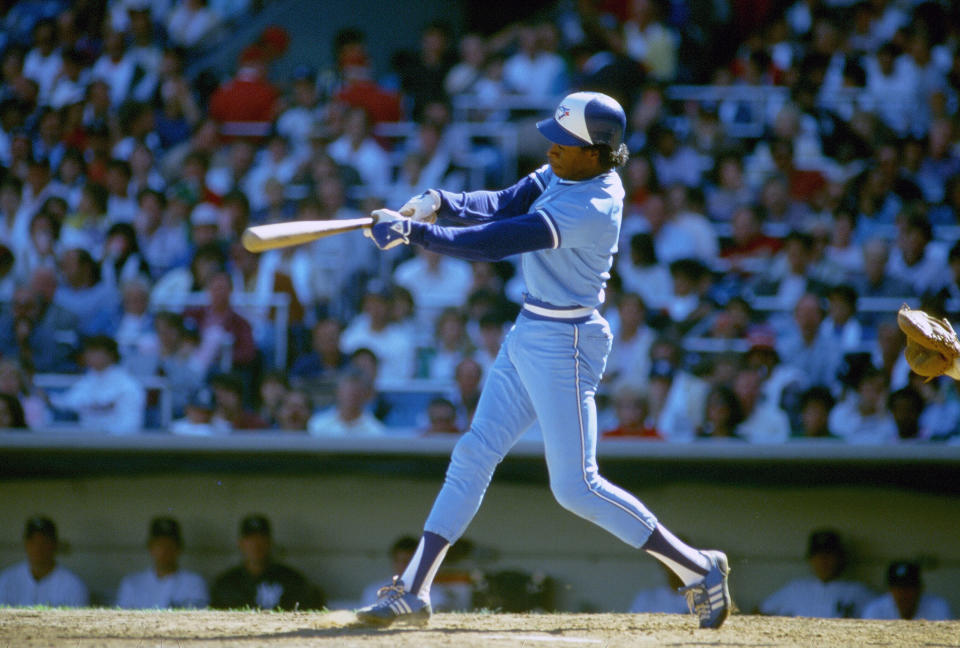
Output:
(590, 143), (630, 170)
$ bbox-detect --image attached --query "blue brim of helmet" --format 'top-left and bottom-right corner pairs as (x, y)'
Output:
(536, 117), (591, 146)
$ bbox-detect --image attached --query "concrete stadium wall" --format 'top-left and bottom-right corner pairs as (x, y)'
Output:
(1, 473), (958, 615)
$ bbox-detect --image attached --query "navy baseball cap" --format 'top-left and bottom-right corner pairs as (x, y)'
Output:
(149, 517), (182, 543)
(887, 560), (921, 587)
(537, 92), (626, 148)
(240, 514), (271, 537)
(24, 516), (57, 540)
(807, 529), (844, 557)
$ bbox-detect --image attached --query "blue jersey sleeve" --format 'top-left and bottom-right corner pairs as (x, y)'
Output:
(435, 166), (550, 225)
(408, 212), (556, 261)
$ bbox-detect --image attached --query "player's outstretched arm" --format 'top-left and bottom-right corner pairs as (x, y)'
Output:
(433, 167), (550, 224)
(366, 209), (554, 261)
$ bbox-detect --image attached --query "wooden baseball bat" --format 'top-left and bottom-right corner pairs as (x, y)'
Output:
(241, 217), (375, 252)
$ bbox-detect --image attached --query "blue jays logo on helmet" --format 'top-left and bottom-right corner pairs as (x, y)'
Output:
(537, 92), (626, 148)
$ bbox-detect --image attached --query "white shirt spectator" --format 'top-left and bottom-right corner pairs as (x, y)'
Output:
(23, 47), (61, 106)
(49, 366), (146, 435)
(827, 396), (898, 444)
(394, 252), (473, 331)
(864, 55), (918, 137)
(307, 407), (386, 437)
(327, 135), (391, 199)
(92, 53), (136, 106)
(656, 371), (709, 442)
(116, 567), (209, 609)
(862, 592), (952, 620)
(737, 402), (792, 444)
(503, 50), (566, 100)
(0, 561), (89, 606)
(760, 577), (875, 618)
(340, 316), (415, 383)
(653, 146), (705, 188)
(167, 1), (221, 48)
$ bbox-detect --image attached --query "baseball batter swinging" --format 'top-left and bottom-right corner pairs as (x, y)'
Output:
(358, 92), (731, 629)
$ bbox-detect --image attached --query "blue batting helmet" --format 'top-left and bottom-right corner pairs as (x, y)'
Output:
(536, 92), (626, 148)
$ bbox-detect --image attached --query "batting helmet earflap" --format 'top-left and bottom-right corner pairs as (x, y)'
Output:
(536, 92), (626, 148)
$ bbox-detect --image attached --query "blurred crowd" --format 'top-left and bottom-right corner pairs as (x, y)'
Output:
(0, 0), (959, 443)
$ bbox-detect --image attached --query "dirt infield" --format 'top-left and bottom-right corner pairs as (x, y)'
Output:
(2, 609), (959, 648)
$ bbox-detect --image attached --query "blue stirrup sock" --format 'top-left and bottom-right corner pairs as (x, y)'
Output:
(642, 524), (711, 586)
(400, 531), (451, 600)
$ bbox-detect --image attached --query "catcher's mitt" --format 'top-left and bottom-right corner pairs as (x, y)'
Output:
(897, 305), (960, 381)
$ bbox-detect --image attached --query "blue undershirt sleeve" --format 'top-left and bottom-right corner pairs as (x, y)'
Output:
(436, 167), (548, 224)
(408, 212), (556, 261)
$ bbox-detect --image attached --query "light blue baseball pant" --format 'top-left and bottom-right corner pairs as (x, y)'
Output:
(424, 311), (658, 547)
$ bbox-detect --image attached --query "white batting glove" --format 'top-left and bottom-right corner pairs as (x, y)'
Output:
(365, 209), (413, 250)
(398, 190), (440, 223)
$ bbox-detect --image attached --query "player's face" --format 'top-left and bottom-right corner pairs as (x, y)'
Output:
(546, 143), (601, 181)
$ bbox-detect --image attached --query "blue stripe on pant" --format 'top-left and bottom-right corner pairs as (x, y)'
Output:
(425, 312), (658, 547)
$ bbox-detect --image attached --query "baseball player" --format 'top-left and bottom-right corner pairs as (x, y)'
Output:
(115, 517), (209, 609)
(358, 92), (731, 629)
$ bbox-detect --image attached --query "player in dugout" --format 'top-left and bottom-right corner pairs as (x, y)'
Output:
(358, 92), (731, 629)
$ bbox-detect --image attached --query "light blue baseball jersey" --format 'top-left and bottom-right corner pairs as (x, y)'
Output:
(523, 165), (623, 309)
(408, 164), (624, 310)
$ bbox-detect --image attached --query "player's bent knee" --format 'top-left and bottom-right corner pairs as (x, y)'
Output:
(549, 478), (597, 516)
(449, 430), (505, 472)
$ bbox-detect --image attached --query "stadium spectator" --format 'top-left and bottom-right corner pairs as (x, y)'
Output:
(449, 356), (483, 430)
(421, 397), (460, 436)
(290, 317), (349, 384)
(616, 232), (672, 311)
(604, 292), (654, 391)
(116, 516), (209, 609)
(502, 21), (568, 101)
(862, 560), (952, 620)
(731, 366), (791, 443)
(0, 359), (47, 429)
(307, 369), (384, 437)
(211, 514), (324, 611)
(828, 365), (897, 444)
(340, 281), (415, 383)
(208, 45), (279, 141)
(394, 246), (472, 333)
(417, 307), (473, 381)
(820, 283), (863, 353)
(887, 210), (947, 295)
(0, 278), (78, 373)
(275, 388), (312, 433)
(775, 293), (843, 390)
(760, 528), (875, 618)
(392, 20), (456, 121)
(170, 387), (228, 436)
(166, 0), (221, 49)
(0, 516), (88, 606)
(257, 371), (288, 428)
(602, 385), (660, 439)
(48, 335), (146, 434)
(695, 384), (745, 441)
(853, 238), (912, 298)
(795, 386), (838, 439)
(331, 28), (403, 126)
(183, 270), (258, 372)
(53, 248), (118, 336)
(208, 372), (266, 431)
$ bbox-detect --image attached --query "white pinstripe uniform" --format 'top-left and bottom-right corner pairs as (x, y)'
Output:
(422, 163), (660, 548)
